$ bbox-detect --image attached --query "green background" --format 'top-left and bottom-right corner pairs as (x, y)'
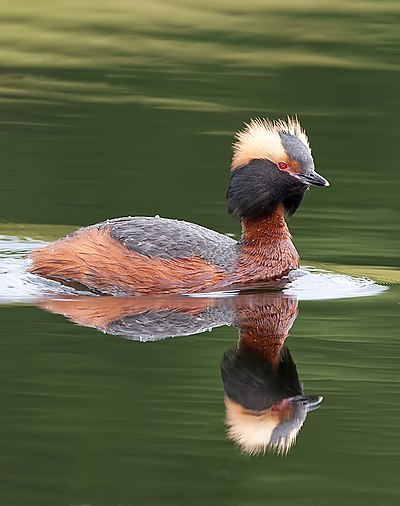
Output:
(0, 1), (399, 504)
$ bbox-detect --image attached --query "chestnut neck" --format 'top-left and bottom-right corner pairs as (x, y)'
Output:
(225, 204), (299, 286)
(241, 205), (291, 242)
(238, 330), (287, 369)
(236, 297), (298, 368)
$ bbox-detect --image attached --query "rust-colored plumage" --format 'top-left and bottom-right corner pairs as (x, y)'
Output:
(38, 295), (219, 331)
(230, 206), (299, 287)
(29, 116), (329, 295)
(30, 227), (225, 295)
(234, 293), (298, 368)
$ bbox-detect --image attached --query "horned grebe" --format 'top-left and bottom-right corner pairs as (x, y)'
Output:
(29, 117), (329, 295)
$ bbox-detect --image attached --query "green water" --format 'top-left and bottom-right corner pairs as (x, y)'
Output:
(0, 1), (399, 505)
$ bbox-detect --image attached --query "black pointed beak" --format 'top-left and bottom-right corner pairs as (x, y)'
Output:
(299, 171), (330, 187)
(290, 395), (324, 412)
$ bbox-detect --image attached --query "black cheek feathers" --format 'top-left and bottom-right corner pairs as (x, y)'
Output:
(227, 159), (307, 220)
(283, 189), (306, 217)
(221, 345), (303, 411)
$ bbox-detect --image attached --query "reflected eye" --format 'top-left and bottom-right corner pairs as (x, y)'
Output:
(278, 161), (288, 171)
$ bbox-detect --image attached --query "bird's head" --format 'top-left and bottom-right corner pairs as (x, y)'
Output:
(224, 393), (323, 456)
(221, 344), (323, 456)
(227, 117), (329, 220)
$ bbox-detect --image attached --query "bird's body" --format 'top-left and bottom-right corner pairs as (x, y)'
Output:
(29, 117), (329, 295)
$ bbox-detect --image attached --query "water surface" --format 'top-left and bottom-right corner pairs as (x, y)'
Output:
(0, 1), (399, 505)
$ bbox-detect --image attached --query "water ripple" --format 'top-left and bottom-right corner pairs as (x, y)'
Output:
(0, 234), (387, 303)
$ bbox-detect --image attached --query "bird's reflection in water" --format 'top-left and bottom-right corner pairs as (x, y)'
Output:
(37, 291), (323, 455)
(221, 295), (322, 455)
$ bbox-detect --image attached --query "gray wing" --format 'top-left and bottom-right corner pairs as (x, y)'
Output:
(97, 216), (237, 270)
(105, 306), (235, 341)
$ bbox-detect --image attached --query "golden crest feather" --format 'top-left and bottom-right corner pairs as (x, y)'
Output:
(231, 116), (310, 170)
(224, 397), (303, 456)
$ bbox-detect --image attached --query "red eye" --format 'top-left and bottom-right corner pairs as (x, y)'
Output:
(278, 161), (288, 170)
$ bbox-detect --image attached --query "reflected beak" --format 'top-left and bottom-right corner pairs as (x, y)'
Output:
(290, 395), (324, 412)
(299, 171), (330, 187)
